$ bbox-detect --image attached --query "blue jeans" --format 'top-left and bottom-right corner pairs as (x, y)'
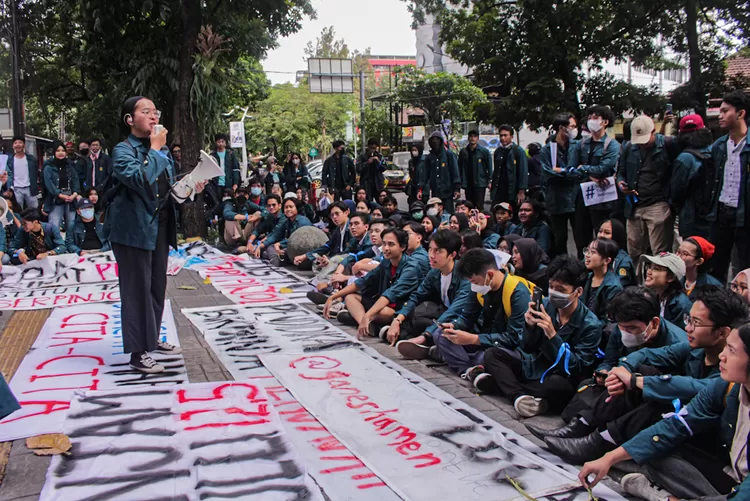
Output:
(432, 328), (485, 375)
(47, 203), (75, 231)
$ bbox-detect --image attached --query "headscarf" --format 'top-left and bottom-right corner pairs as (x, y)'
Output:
(499, 233), (522, 251)
(732, 269), (750, 303)
(451, 212), (470, 232)
(514, 238), (550, 273)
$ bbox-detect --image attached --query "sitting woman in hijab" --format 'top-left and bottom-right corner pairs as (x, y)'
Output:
(498, 233), (522, 254)
(595, 218), (635, 288)
(448, 212), (470, 233)
(511, 237), (550, 294)
(731, 269), (750, 304)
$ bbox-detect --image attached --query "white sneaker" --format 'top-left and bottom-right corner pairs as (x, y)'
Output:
(319, 301), (346, 315)
(379, 325), (390, 341)
(130, 353), (165, 374)
(155, 340), (183, 355)
(620, 473), (673, 501)
(513, 395), (548, 418)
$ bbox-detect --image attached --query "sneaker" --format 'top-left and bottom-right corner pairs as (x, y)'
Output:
(155, 341), (183, 355)
(307, 290), (330, 305)
(130, 353), (165, 374)
(318, 301), (345, 315)
(427, 345), (444, 363)
(337, 311), (357, 326)
(514, 395), (548, 418)
(473, 373), (499, 393)
(396, 340), (430, 360)
(462, 365), (485, 384)
(620, 474), (673, 501)
(379, 325), (390, 341)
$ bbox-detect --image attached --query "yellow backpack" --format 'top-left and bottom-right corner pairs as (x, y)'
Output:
(476, 273), (536, 318)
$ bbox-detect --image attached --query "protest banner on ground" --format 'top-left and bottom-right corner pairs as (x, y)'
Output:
(261, 348), (594, 501)
(40, 382), (322, 501)
(0, 301), (186, 441)
(0, 252), (119, 289)
(0, 282), (120, 310)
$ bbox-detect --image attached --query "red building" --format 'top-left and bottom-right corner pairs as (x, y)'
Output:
(368, 56), (416, 87)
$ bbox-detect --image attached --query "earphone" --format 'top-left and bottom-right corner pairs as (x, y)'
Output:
(124, 114), (133, 125)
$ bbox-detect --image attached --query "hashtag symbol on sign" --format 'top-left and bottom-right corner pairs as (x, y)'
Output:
(585, 185), (596, 200)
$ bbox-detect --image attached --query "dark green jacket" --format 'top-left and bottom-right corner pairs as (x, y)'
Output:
(406, 155), (427, 199)
(520, 299), (602, 381)
(42, 159), (81, 213)
(210, 149), (241, 188)
(6, 153), (39, 196)
(251, 212), (283, 240)
(306, 221), (352, 261)
(581, 271), (623, 323)
(355, 254), (421, 310)
(683, 272), (723, 296)
(540, 140), (577, 214)
(425, 147), (460, 199)
(663, 292), (692, 330)
(408, 246), (431, 277)
(396, 265), (473, 336)
(65, 216), (110, 255)
(616, 134), (680, 219)
(568, 134), (621, 211)
(459, 145), (493, 189)
(619, 341), (721, 404)
(339, 233), (373, 268)
(322, 153), (356, 190)
(613, 249), (636, 288)
(671, 147), (714, 235)
(11, 222), (67, 256)
(706, 132), (750, 227)
(265, 215), (312, 248)
(509, 220), (552, 256)
(491, 144), (528, 202)
(104, 135), (177, 251)
(598, 317), (687, 371)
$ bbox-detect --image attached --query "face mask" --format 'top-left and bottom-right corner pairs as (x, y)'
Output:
(411, 151), (419, 158)
(427, 207), (439, 216)
(292, 158), (300, 165)
(250, 187), (262, 197)
(411, 211), (424, 221)
(581, 131), (592, 139)
(548, 289), (575, 309)
(587, 119), (603, 133)
(222, 196), (232, 201)
(470, 273), (492, 295)
(567, 128), (578, 140)
(80, 148), (89, 156)
(236, 196), (247, 206)
(621, 328), (648, 347)
(80, 208), (95, 220)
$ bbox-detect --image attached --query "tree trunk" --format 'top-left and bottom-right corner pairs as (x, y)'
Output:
(685, 0), (705, 116)
(177, 0), (206, 239)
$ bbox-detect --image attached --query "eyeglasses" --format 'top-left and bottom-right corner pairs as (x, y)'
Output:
(684, 314), (715, 329)
(139, 108), (162, 119)
(676, 249), (697, 259)
(583, 248), (596, 257)
(730, 282), (748, 293)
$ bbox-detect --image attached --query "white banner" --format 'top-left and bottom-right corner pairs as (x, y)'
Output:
(0, 301), (186, 441)
(262, 349), (589, 501)
(40, 382), (322, 501)
(0, 282), (120, 310)
(580, 176), (618, 207)
(0, 252), (118, 289)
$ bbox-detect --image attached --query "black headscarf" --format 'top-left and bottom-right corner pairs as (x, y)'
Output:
(514, 238), (550, 293)
(499, 233), (522, 251)
(451, 212), (470, 232)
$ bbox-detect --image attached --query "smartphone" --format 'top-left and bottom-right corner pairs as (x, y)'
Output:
(532, 288), (543, 311)
(666, 103), (673, 114)
(153, 124), (165, 135)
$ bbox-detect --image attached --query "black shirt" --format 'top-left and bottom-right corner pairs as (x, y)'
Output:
(81, 219), (102, 250)
(493, 148), (511, 202)
(466, 147), (476, 188)
(635, 150), (667, 208)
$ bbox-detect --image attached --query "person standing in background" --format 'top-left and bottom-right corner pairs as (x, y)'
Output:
(459, 130), (493, 211)
(490, 125), (527, 209)
(4, 136), (38, 210)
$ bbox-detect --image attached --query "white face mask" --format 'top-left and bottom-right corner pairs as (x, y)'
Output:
(411, 151), (419, 158)
(620, 327), (648, 347)
(587, 118), (603, 133)
(581, 131), (592, 139)
(80, 208), (95, 220)
(470, 273), (492, 295)
(292, 158), (300, 165)
(568, 128), (578, 140)
(427, 207), (439, 216)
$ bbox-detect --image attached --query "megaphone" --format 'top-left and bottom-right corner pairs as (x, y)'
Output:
(172, 150), (225, 203)
(0, 197), (10, 227)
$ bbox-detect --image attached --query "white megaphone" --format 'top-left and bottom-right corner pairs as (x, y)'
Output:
(171, 150), (225, 204)
(0, 197), (10, 227)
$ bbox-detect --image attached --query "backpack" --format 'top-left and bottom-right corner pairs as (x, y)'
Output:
(476, 273), (536, 318)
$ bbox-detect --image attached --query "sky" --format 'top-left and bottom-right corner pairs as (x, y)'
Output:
(262, 0), (416, 85)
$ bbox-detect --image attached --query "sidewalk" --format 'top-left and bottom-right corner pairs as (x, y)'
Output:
(0, 268), (625, 500)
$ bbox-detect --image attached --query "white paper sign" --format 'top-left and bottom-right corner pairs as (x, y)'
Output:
(40, 382), (322, 501)
(171, 150), (224, 202)
(0, 301), (186, 441)
(230, 121), (245, 148)
(580, 176), (617, 206)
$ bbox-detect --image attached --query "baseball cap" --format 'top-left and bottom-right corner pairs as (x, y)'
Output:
(76, 198), (94, 210)
(630, 115), (655, 145)
(639, 252), (686, 282)
(283, 192), (297, 200)
(685, 236), (715, 261)
(492, 202), (513, 214)
(426, 197), (443, 207)
(409, 201), (425, 212)
(679, 114), (705, 133)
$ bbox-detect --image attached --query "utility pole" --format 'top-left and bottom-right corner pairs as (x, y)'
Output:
(10, 0), (24, 138)
(359, 70), (366, 154)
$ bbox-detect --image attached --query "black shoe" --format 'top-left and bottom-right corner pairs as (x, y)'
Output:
(427, 345), (444, 363)
(474, 373), (500, 393)
(129, 353), (165, 374)
(337, 310), (357, 326)
(307, 290), (330, 305)
(526, 417), (593, 441)
(544, 432), (615, 464)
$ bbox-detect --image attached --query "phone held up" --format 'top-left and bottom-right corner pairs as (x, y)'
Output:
(532, 288), (543, 311)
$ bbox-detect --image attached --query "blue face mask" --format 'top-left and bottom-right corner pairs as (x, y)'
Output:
(250, 187), (262, 197)
(80, 208), (95, 220)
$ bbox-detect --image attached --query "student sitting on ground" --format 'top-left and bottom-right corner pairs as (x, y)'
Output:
(539, 285), (747, 465)
(559, 287), (688, 422)
(732, 269), (750, 304)
(679, 236), (722, 296)
(248, 195), (283, 258)
(509, 199), (552, 256)
(322, 228), (421, 338)
(459, 228), (484, 257)
(512, 237), (551, 294)
(426, 197), (451, 224)
(448, 212), (470, 233)
(401, 221), (430, 277)
(10, 208), (67, 263)
(582, 238), (624, 324)
(492, 202), (514, 237)
(295, 201), (351, 274)
(386, 229), (473, 349)
(578, 322), (750, 501)
(465, 255), (601, 417)
(424, 248), (530, 377)
(65, 198), (110, 255)
(498, 233), (522, 254)
(455, 199), (475, 215)
(640, 252), (693, 330)
(472, 211), (500, 249)
(258, 198), (312, 266)
(223, 186), (259, 251)
(595, 218), (635, 288)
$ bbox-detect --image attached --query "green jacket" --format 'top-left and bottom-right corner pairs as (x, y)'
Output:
(663, 292), (692, 330)
(491, 144), (528, 202)
(210, 149), (241, 188)
(671, 147), (714, 235)
(581, 271), (623, 323)
(355, 254), (421, 310)
(6, 153), (39, 196)
(540, 140), (577, 215)
(339, 233), (373, 268)
(706, 131), (750, 227)
(459, 145), (493, 189)
(265, 215), (312, 248)
(408, 246), (431, 277)
(520, 299), (602, 381)
(11, 222), (67, 256)
(613, 249), (636, 288)
(251, 212), (283, 240)
(42, 159), (81, 213)
(568, 134), (621, 211)
(425, 148), (460, 199)
(598, 317), (686, 372)
(65, 216), (110, 255)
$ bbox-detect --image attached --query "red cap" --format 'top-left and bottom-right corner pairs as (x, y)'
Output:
(679, 114), (705, 132)
(686, 236), (715, 260)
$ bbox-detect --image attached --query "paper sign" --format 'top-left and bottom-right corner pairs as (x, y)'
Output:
(171, 150), (224, 203)
(580, 176), (617, 206)
(229, 121), (245, 148)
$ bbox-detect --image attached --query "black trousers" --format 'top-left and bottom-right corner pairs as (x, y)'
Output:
(483, 348), (576, 413)
(398, 301), (446, 341)
(549, 212), (575, 258)
(466, 187), (486, 211)
(711, 203), (750, 283)
(112, 221), (170, 354)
